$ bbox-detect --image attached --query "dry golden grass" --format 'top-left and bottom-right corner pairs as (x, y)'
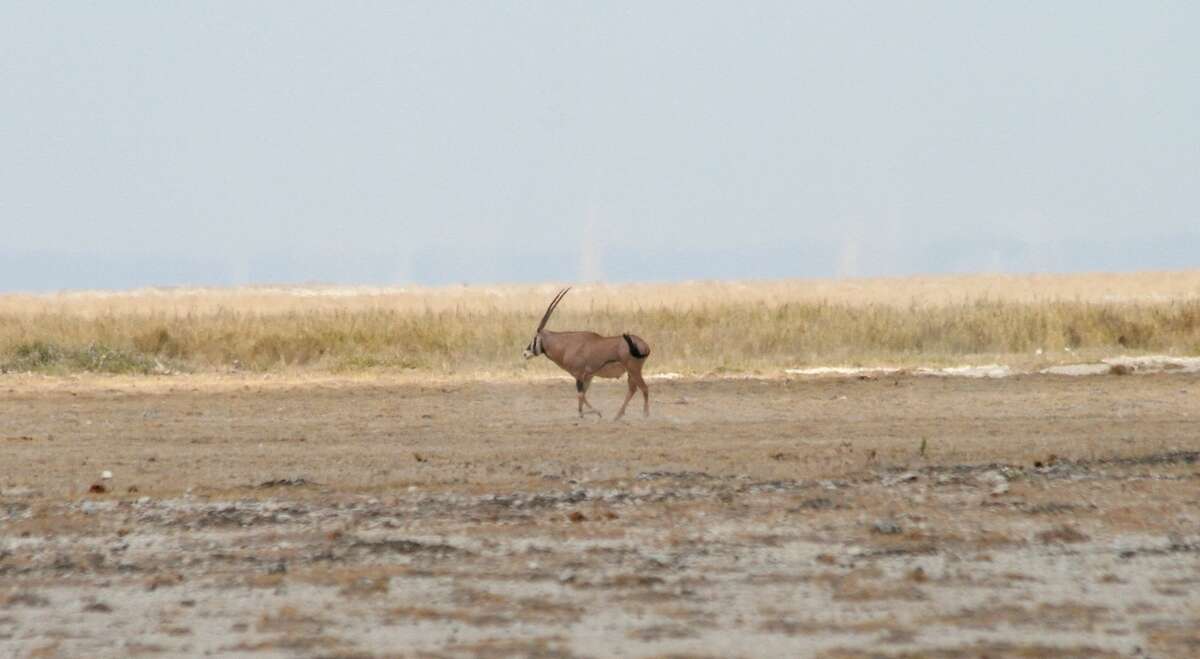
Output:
(2, 271), (1199, 375)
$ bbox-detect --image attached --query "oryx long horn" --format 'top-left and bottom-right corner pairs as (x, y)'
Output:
(536, 287), (571, 332)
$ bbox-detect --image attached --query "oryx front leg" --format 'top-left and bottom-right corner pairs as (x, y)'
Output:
(576, 378), (602, 419)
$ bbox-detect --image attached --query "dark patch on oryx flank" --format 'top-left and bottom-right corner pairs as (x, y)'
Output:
(623, 334), (646, 359)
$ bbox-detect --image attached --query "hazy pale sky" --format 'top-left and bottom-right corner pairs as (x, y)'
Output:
(2, 2), (1197, 291)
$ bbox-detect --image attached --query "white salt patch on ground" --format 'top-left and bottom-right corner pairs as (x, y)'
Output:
(1105, 355), (1200, 373)
(786, 365), (1013, 378)
(918, 364), (1013, 378)
(1040, 355), (1200, 376)
(1040, 363), (1113, 376)
(789, 355), (1200, 380)
(785, 366), (902, 377)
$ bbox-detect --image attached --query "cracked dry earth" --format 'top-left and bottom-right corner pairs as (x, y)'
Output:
(2, 373), (1199, 658)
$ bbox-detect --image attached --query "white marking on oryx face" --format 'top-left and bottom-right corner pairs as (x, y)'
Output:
(523, 335), (542, 359)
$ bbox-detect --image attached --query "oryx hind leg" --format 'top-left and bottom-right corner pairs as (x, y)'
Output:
(614, 375), (638, 420)
(628, 362), (650, 417)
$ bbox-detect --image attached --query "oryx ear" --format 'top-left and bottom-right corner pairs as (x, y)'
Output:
(536, 287), (571, 332)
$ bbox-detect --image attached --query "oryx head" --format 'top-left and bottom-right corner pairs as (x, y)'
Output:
(523, 287), (570, 359)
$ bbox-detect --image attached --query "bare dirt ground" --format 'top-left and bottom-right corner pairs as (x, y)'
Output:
(2, 373), (1199, 658)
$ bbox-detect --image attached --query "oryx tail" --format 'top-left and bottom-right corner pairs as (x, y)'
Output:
(622, 333), (648, 359)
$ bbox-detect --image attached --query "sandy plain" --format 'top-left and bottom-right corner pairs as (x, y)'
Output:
(2, 371), (1199, 658)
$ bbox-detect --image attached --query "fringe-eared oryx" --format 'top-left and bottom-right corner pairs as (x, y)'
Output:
(523, 287), (651, 419)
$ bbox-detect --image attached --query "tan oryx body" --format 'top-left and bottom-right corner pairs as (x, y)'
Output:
(523, 288), (651, 419)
